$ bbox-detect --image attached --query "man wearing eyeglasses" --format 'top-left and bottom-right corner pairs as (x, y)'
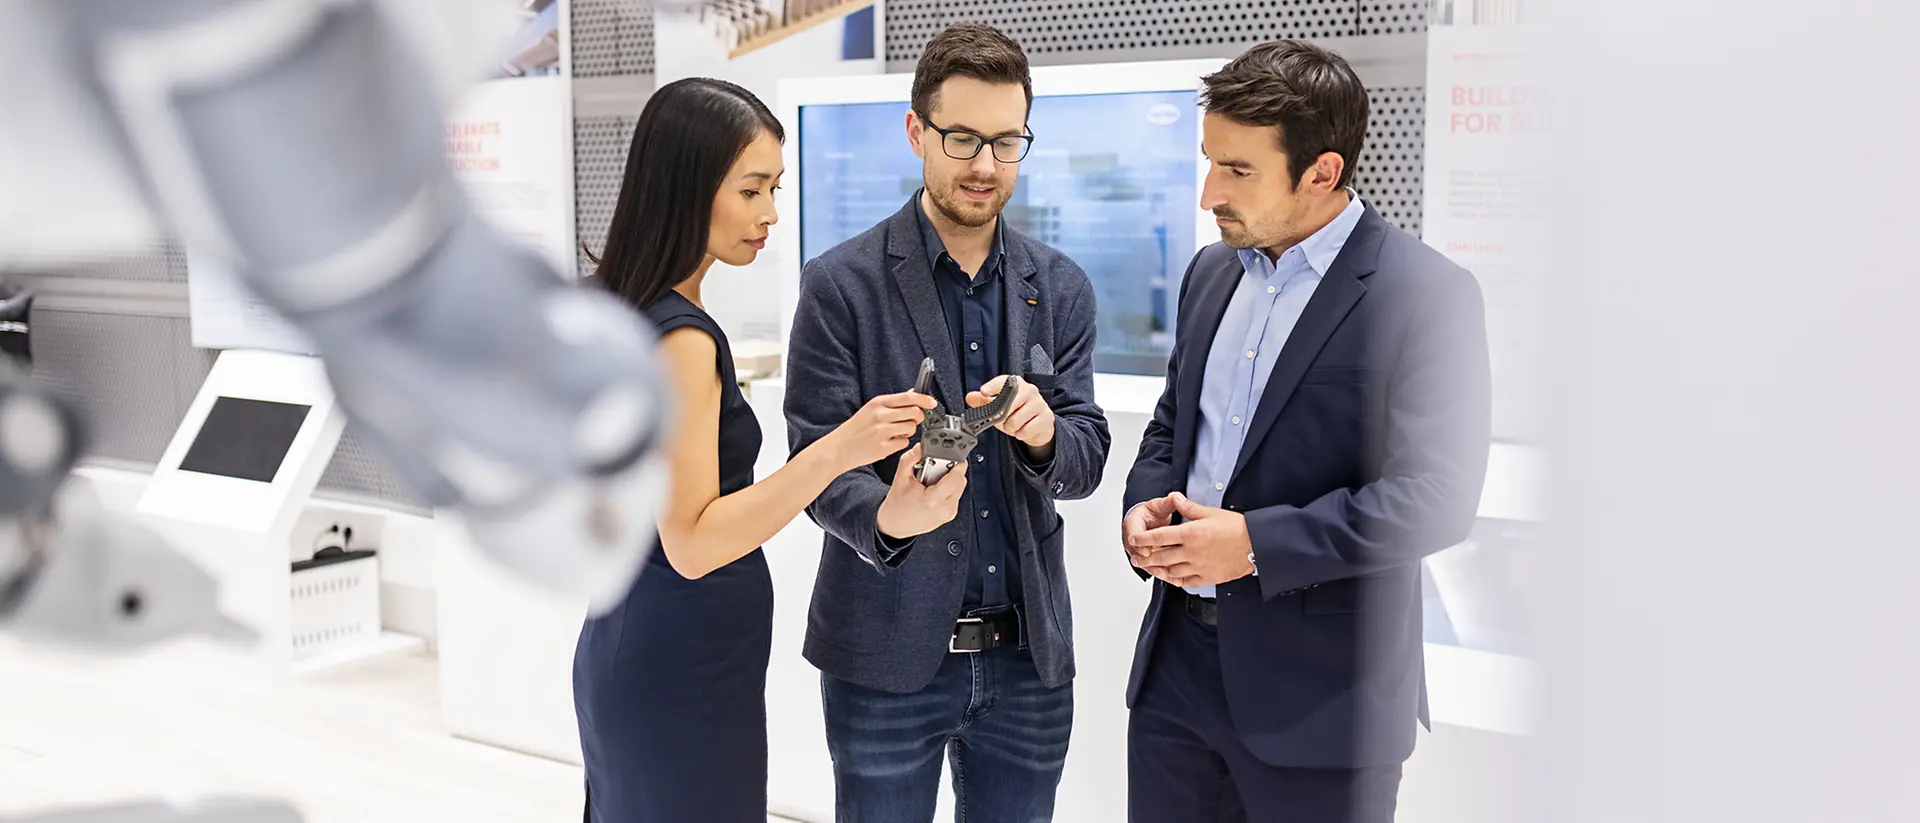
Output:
(784, 21), (1111, 823)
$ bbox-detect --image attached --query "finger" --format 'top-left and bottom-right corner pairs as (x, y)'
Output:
(1128, 522), (1182, 549)
(882, 421), (919, 440)
(977, 375), (1008, 397)
(874, 390), (936, 410)
(877, 406), (926, 425)
(1144, 494), (1180, 517)
(1141, 547), (1193, 569)
(1136, 524), (1192, 549)
(894, 444), (923, 483)
(1002, 404), (1042, 435)
(966, 391), (990, 408)
(1170, 492), (1210, 518)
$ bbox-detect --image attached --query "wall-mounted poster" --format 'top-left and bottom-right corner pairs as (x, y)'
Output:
(1423, 1), (1544, 443)
(447, 0), (579, 278)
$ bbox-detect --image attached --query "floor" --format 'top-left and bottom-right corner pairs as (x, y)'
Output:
(0, 638), (798, 823)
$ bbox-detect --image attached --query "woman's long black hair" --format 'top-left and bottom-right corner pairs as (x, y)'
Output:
(588, 78), (784, 311)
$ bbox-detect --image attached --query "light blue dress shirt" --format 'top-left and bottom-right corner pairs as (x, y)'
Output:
(1182, 192), (1365, 598)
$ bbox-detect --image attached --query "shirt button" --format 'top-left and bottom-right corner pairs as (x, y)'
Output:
(1231, 416), (1241, 425)
(979, 509), (991, 519)
(1245, 350), (1256, 359)
(969, 341), (980, 351)
(947, 541), (962, 556)
(974, 453), (984, 463)
(1267, 285), (1277, 294)
(988, 565), (998, 574)
(1215, 482), (1225, 491)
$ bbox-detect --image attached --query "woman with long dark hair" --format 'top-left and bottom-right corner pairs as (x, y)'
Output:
(572, 78), (937, 822)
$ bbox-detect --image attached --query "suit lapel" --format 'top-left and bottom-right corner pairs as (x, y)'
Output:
(1228, 209), (1385, 484)
(1172, 255), (1242, 474)
(885, 199), (963, 409)
(1003, 238), (1038, 376)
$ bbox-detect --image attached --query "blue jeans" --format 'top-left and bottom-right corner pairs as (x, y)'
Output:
(821, 646), (1074, 823)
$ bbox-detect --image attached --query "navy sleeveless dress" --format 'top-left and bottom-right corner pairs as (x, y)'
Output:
(573, 291), (773, 822)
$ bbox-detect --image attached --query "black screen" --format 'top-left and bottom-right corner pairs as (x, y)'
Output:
(177, 397), (312, 483)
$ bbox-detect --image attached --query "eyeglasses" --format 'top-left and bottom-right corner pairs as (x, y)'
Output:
(919, 114), (1035, 164)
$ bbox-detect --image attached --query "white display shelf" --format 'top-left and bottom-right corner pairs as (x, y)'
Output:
(292, 631), (427, 678)
(1425, 641), (1539, 736)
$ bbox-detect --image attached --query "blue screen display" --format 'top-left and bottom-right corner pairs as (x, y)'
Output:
(799, 90), (1200, 376)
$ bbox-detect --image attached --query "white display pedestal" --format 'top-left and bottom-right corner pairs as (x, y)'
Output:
(133, 349), (419, 678)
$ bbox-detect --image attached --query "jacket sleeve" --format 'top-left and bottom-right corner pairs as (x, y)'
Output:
(1120, 251), (1204, 580)
(1244, 265), (1493, 599)
(1013, 271), (1110, 500)
(783, 259), (908, 574)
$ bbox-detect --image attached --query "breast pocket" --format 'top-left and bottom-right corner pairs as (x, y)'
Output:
(1297, 365), (1370, 386)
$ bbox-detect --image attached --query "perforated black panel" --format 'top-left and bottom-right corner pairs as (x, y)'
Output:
(1356, 85), (1424, 236)
(573, 114), (642, 278)
(572, 0), (656, 77)
(29, 243), (188, 283)
(32, 310), (212, 466)
(884, 0), (1434, 65)
(1357, 0), (1428, 36)
(315, 428), (429, 513)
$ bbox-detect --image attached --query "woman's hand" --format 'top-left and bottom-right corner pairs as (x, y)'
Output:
(825, 390), (937, 470)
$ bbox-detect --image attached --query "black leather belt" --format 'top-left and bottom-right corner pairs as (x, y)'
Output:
(1179, 589), (1219, 627)
(950, 607), (1023, 653)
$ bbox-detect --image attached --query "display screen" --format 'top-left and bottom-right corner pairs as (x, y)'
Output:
(177, 397), (311, 483)
(800, 90), (1200, 375)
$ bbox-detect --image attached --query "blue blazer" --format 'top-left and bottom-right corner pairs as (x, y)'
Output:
(785, 196), (1111, 693)
(1123, 204), (1492, 768)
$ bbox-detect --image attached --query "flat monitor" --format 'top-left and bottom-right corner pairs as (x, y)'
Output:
(178, 397), (312, 483)
(139, 349), (346, 535)
(778, 60), (1222, 386)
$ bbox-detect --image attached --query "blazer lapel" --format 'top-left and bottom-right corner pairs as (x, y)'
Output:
(885, 199), (963, 409)
(1172, 256), (1242, 473)
(1003, 239), (1039, 377)
(1228, 209), (1385, 484)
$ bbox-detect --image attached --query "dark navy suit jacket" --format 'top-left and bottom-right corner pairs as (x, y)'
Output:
(1123, 203), (1492, 768)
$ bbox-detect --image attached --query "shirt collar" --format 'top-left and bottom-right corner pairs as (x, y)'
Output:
(914, 189), (1005, 281)
(1237, 188), (1366, 278)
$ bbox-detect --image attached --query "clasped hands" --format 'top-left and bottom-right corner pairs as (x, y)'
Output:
(1123, 492), (1254, 588)
(876, 374), (1055, 540)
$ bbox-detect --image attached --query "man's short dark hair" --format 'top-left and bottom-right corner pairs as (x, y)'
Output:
(911, 23), (1033, 119)
(1201, 40), (1369, 190)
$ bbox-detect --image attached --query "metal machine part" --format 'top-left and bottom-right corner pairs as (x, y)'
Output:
(910, 358), (1024, 485)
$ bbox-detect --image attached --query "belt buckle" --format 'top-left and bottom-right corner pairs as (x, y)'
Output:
(949, 617), (985, 653)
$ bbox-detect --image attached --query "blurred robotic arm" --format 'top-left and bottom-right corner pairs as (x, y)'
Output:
(0, 1), (670, 818)
(1, 0), (671, 616)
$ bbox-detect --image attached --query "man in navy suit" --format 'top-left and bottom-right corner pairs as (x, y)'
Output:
(1122, 40), (1492, 822)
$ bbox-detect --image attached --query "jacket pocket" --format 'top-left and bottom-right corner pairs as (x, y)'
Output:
(1036, 512), (1072, 642)
(807, 546), (901, 652)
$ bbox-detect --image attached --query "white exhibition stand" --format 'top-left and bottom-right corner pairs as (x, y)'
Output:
(132, 349), (422, 679)
(434, 376), (1543, 822)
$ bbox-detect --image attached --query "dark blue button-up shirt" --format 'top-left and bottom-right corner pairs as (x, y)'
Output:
(914, 199), (1021, 611)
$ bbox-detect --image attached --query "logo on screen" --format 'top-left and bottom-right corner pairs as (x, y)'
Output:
(1146, 103), (1182, 127)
